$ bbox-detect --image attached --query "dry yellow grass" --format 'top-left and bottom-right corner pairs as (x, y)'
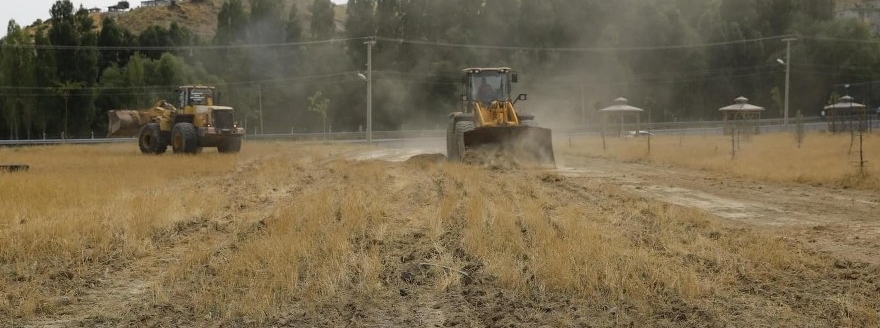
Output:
(0, 143), (240, 316)
(560, 132), (880, 189)
(1, 141), (878, 326)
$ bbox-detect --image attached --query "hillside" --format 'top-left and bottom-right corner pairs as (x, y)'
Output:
(113, 0), (347, 38)
(30, 0), (347, 40)
(837, 0), (869, 10)
(22, 0), (855, 40)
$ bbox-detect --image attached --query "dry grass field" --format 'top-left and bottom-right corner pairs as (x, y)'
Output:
(1, 139), (879, 327)
(561, 132), (880, 190)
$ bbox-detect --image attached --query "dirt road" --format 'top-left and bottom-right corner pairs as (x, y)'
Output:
(557, 154), (880, 265)
(362, 139), (880, 265)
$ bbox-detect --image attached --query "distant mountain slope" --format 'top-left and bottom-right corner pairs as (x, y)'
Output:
(29, 0), (347, 40)
(837, 0), (867, 10)
(114, 0), (347, 38)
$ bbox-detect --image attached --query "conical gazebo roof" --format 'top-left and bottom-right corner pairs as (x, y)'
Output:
(719, 96), (765, 112)
(824, 96), (866, 110)
(599, 97), (645, 113)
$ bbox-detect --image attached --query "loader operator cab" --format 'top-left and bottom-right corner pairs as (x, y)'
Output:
(178, 86), (215, 109)
(464, 68), (515, 104)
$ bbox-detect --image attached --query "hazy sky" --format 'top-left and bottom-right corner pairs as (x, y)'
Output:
(2, 0), (347, 37)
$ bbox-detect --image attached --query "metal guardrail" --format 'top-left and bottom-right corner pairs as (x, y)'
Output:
(0, 135), (445, 147)
(0, 118), (872, 147)
(0, 129), (447, 147)
(0, 138), (136, 146)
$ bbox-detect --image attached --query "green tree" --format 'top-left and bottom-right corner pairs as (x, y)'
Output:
(345, 0), (374, 66)
(285, 4), (303, 43)
(54, 80), (85, 139)
(249, 0), (284, 44)
(282, 4), (304, 76)
(308, 90), (331, 137)
(1, 21), (36, 139)
(45, 1), (100, 136)
(124, 53), (149, 105)
(139, 25), (172, 60)
(247, 0), (284, 82)
(310, 0), (336, 40)
(215, 0), (248, 45)
(49, 1), (79, 82)
(98, 17), (128, 72)
(32, 25), (58, 137)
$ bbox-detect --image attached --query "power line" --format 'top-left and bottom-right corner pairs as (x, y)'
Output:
(375, 35), (791, 52)
(0, 37), (369, 51)
(802, 36), (880, 45)
(0, 71), (361, 92)
(0, 34), (796, 52)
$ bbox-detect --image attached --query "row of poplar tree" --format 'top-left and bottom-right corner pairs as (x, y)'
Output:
(1, 0), (878, 139)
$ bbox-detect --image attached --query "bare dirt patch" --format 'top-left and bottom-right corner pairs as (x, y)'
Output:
(559, 154), (880, 266)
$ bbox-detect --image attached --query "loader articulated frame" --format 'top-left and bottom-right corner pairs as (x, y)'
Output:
(446, 67), (555, 165)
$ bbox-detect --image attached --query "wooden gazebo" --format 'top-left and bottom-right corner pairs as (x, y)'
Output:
(599, 97), (644, 137)
(719, 96), (764, 135)
(824, 96), (871, 133)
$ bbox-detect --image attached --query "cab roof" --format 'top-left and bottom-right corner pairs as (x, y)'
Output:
(462, 67), (513, 74)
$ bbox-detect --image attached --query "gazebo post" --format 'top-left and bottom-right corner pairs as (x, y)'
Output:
(756, 112), (761, 135)
(637, 113), (641, 134)
(832, 109), (836, 133)
(601, 114), (607, 151)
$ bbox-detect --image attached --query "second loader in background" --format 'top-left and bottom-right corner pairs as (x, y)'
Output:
(447, 67), (555, 165)
(107, 85), (244, 154)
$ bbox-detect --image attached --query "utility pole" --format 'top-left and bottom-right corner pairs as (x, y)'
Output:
(365, 38), (376, 145)
(258, 84), (264, 135)
(782, 37), (796, 130)
(580, 80), (585, 127)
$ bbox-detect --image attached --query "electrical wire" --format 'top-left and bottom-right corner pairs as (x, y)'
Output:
(0, 37), (369, 51)
(0, 34), (796, 52)
(0, 71), (362, 92)
(801, 36), (880, 45)
(374, 35), (792, 52)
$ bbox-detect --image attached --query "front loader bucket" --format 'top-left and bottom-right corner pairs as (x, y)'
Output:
(463, 125), (555, 166)
(107, 110), (143, 138)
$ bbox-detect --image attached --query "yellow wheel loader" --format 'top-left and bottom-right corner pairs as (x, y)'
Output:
(107, 85), (245, 154)
(446, 67), (555, 165)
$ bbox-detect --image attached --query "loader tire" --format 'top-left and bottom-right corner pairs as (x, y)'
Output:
(171, 122), (199, 154)
(218, 138), (242, 154)
(454, 121), (474, 161)
(138, 123), (167, 154)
